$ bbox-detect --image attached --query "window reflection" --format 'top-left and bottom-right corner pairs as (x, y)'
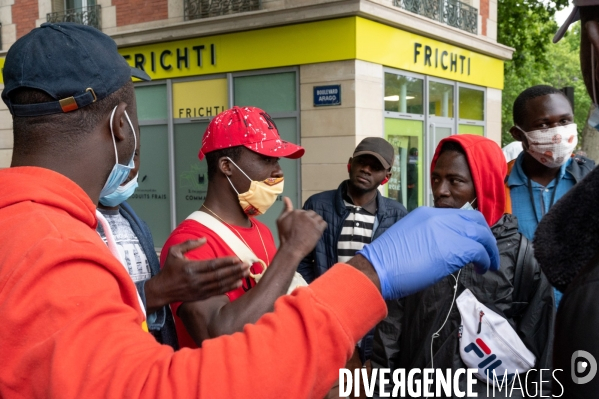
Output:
(428, 81), (454, 118)
(384, 73), (424, 114)
(459, 87), (484, 121)
(387, 134), (420, 212)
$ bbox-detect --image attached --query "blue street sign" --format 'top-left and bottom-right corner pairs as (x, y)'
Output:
(314, 85), (341, 107)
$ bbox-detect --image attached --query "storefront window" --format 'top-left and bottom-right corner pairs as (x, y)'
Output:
(174, 122), (209, 224)
(458, 124), (484, 135)
(429, 81), (454, 118)
(459, 86), (485, 121)
(234, 72), (297, 113)
(385, 118), (423, 212)
(127, 85), (171, 247)
(135, 85), (168, 121)
(384, 73), (424, 114)
(127, 125), (171, 247)
(384, 69), (486, 208)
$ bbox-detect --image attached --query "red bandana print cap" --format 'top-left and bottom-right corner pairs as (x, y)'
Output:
(198, 106), (305, 160)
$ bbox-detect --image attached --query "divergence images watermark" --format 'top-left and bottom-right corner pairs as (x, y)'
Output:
(338, 368), (564, 398)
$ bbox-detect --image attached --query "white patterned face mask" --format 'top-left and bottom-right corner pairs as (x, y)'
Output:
(516, 124), (578, 168)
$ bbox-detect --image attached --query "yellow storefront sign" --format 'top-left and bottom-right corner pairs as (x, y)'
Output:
(119, 18), (356, 81)
(356, 18), (504, 89)
(0, 17), (504, 89)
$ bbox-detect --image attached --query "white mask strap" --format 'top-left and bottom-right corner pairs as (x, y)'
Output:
(109, 106), (119, 164)
(109, 106), (137, 165)
(226, 175), (241, 195)
(124, 110), (137, 163)
(226, 157), (253, 182)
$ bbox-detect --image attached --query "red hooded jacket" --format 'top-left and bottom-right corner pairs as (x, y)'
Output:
(431, 134), (506, 227)
(0, 166), (386, 399)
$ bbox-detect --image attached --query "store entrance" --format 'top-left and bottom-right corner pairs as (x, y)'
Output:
(425, 78), (456, 206)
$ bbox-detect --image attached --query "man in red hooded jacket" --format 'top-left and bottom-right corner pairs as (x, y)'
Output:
(372, 135), (556, 398)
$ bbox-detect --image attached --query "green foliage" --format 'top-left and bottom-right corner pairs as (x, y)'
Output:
(498, 0), (566, 69)
(500, 21), (588, 146)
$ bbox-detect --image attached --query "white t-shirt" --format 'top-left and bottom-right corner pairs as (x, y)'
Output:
(96, 208), (151, 283)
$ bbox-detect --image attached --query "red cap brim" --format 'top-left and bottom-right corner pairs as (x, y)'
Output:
(243, 138), (305, 159)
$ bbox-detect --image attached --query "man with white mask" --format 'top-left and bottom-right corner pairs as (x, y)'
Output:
(530, 6), (599, 396)
(506, 85), (594, 305)
(507, 85), (593, 240)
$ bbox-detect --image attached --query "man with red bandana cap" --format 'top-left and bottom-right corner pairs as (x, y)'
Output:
(372, 134), (555, 397)
(161, 106), (328, 348)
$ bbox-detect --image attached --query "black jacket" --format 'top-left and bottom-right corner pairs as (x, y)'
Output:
(372, 214), (555, 398)
(297, 180), (407, 283)
(533, 158), (599, 398)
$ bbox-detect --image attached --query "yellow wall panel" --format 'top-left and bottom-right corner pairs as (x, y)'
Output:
(172, 78), (228, 118)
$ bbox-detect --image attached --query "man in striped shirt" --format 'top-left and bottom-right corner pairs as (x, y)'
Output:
(298, 137), (407, 398)
(337, 188), (378, 263)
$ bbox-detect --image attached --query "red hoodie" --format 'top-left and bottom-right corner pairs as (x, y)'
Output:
(431, 134), (506, 226)
(0, 166), (386, 399)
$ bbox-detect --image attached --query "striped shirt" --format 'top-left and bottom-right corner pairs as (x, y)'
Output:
(337, 200), (376, 263)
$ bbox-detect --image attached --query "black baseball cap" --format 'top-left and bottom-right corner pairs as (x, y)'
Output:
(2, 22), (150, 117)
(353, 137), (394, 169)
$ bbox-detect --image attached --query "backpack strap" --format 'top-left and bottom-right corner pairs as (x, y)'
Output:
(186, 211), (259, 264)
(512, 233), (536, 304)
(504, 159), (516, 214)
(185, 211), (308, 293)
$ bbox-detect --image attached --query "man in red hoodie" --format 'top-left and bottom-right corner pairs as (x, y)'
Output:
(0, 24), (500, 399)
(372, 135), (555, 397)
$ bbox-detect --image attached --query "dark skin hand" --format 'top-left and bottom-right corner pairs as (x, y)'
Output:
(144, 239), (250, 314)
(509, 93), (574, 187)
(347, 154), (392, 207)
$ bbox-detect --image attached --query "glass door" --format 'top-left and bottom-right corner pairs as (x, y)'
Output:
(384, 71), (425, 211)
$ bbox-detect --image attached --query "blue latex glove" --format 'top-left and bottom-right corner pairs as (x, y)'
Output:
(358, 207), (499, 300)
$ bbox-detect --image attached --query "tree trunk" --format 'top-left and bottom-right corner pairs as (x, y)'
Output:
(581, 105), (599, 162)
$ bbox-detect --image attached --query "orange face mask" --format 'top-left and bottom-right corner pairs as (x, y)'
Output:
(226, 157), (284, 216)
